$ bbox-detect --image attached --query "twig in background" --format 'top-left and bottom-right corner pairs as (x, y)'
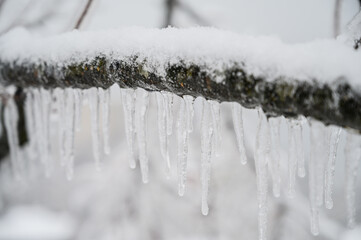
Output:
(74, 0), (94, 30)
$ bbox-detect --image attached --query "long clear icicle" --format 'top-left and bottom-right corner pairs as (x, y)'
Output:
(324, 127), (342, 209)
(4, 97), (22, 180)
(88, 88), (101, 170)
(100, 88), (111, 155)
(74, 89), (83, 132)
(200, 98), (214, 216)
(63, 89), (76, 180)
(344, 132), (360, 228)
(254, 109), (270, 240)
(184, 95), (194, 133)
(40, 88), (52, 177)
(209, 100), (221, 156)
(269, 118), (281, 198)
(287, 120), (297, 198)
(156, 92), (171, 177)
(120, 88), (136, 169)
(162, 91), (174, 136)
(135, 88), (150, 183)
(295, 121), (305, 178)
(308, 121), (327, 236)
(32, 89), (44, 166)
(287, 120), (304, 198)
(231, 102), (247, 165)
(177, 98), (189, 196)
(25, 90), (37, 159)
(54, 89), (66, 166)
(31, 88), (52, 177)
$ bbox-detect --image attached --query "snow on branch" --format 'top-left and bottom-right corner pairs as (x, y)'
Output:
(1, 27), (361, 131)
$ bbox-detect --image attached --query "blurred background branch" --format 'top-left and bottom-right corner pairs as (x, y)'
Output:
(74, 0), (94, 29)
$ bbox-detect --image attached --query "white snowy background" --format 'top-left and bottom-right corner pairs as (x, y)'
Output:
(0, 0), (360, 240)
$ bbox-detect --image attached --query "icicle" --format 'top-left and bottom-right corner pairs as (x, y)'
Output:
(287, 120), (297, 198)
(183, 95), (194, 133)
(63, 89), (76, 180)
(33, 88), (52, 177)
(269, 117), (281, 198)
(88, 88), (101, 170)
(344, 132), (360, 228)
(74, 89), (83, 132)
(209, 100), (221, 156)
(308, 120), (327, 236)
(156, 92), (171, 177)
(41, 88), (52, 176)
(120, 88), (136, 169)
(24, 90), (37, 159)
(286, 119), (305, 196)
(135, 88), (150, 183)
(200, 98), (214, 216)
(32, 89), (44, 162)
(295, 122), (305, 178)
(54, 89), (66, 166)
(231, 102), (247, 165)
(324, 127), (342, 209)
(162, 91), (174, 136)
(177, 98), (189, 196)
(254, 109), (270, 240)
(4, 97), (22, 180)
(99, 88), (111, 155)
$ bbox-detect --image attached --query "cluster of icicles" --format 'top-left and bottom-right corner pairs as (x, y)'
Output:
(2, 86), (360, 240)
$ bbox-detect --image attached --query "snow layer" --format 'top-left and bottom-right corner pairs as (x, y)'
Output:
(1, 27), (361, 86)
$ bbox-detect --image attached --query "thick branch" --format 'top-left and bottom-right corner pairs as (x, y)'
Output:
(1, 56), (361, 132)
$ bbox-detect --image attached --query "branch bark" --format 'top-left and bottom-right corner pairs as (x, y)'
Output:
(1, 56), (361, 132)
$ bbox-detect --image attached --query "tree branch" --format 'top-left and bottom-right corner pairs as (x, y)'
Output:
(1, 55), (361, 132)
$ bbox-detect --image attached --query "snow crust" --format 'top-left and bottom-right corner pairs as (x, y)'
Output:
(1, 27), (361, 86)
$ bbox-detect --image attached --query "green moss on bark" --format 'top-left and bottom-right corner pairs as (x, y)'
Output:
(1, 56), (361, 132)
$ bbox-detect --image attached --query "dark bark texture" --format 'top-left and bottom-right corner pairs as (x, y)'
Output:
(1, 56), (361, 133)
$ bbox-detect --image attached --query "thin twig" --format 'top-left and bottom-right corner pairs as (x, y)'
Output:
(333, 0), (343, 37)
(0, 0), (6, 14)
(164, 0), (177, 27)
(74, 0), (94, 30)
(177, 1), (210, 26)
